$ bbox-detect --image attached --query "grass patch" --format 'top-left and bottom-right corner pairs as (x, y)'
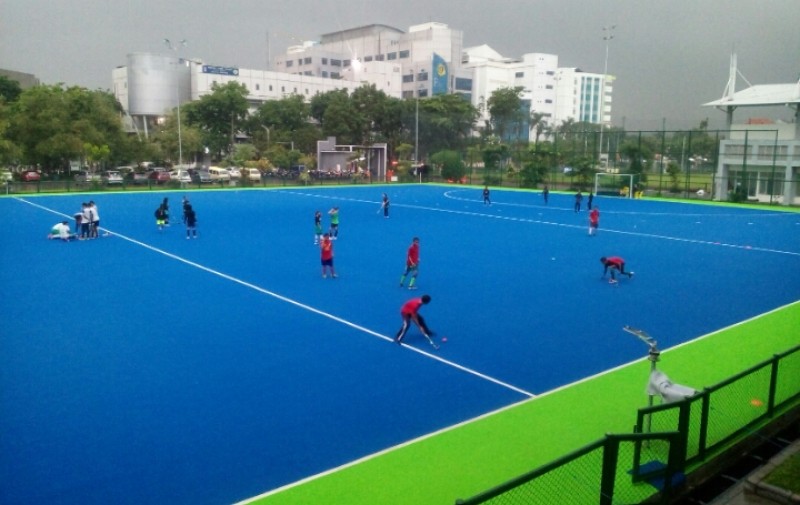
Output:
(763, 450), (800, 493)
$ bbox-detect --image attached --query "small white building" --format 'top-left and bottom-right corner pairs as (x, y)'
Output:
(703, 56), (800, 205)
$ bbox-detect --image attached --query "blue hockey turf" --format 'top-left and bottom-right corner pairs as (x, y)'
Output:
(2, 186), (799, 504)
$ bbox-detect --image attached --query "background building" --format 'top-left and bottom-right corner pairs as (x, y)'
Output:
(111, 21), (614, 141)
(0, 68), (40, 89)
(555, 68), (614, 126)
(703, 56), (800, 205)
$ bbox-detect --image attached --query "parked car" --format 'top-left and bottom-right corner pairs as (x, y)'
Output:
(130, 171), (149, 184)
(148, 168), (171, 184)
(169, 170), (192, 183)
(208, 167), (231, 182)
(20, 170), (41, 182)
(227, 167), (242, 179)
(101, 170), (124, 184)
(190, 170), (212, 184)
(74, 170), (101, 183)
(245, 168), (262, 183)
(0, 170), (13, 182)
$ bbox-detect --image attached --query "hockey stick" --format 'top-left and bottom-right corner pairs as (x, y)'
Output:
(422, 333), (439, 350)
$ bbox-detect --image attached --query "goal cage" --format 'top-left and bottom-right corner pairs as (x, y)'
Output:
(594, 173), (640, 198)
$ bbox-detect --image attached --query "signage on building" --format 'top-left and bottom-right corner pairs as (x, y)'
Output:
(202, 65), (239, 76)
(432, 53), (448, 95)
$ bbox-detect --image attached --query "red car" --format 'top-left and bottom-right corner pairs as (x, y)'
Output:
(148, 168), (171, 184)
(20, 171), (41, 182)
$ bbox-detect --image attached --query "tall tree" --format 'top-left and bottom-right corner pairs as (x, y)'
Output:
(0, 99), (21, 165)
(8, 85), (127, 171)
(529, 111), (547, 145)
(185, 81), (249, 160)
(415, 94), (479, 158)
(321, 91), (363, 145)
(487, 86), (525, 142)
(0, 76), (22, 103)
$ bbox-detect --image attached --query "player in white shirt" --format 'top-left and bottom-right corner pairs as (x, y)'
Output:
(48, 221), (76, 241)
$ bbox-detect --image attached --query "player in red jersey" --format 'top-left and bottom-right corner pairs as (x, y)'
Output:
(588, 207), (600, 236)
(394, 295), (437, 349)
(399, 237), (420, 289)
(320, 233), (337, 278)
(600, 256), (634, 284)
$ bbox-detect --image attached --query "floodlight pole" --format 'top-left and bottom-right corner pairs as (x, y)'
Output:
(165, 38), (187, 168)
(599, 26), (615, 169)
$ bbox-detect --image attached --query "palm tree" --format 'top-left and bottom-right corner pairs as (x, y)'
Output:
(529, 112), (547, 145)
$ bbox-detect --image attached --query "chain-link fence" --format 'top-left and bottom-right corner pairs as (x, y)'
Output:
(455, 433), (684, 505)
(455, 344), (800, 505)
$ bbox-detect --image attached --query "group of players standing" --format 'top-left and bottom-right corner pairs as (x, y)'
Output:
(154, 196), (198, 239)
(47, 200), (101, 241)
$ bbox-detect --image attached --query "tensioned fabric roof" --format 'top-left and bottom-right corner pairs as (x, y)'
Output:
(703, 82), (800, 107)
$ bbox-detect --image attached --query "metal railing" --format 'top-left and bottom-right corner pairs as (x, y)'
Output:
(455, 344), (800, 504)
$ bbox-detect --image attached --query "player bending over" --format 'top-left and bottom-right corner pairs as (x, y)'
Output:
(600, 256), (634, 284)
(394, 295), (438, 349)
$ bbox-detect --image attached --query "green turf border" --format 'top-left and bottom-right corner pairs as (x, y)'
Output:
(239, 301), (800, 505)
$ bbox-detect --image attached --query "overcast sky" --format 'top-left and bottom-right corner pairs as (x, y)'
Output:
(2, 0), (798, 130)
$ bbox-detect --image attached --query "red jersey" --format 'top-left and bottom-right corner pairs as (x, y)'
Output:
(320, 238), (333, 260)
(605, 256), (624, 267)
(400, 297), (424, 316)
(589, 208), (600, 225)
(406, 242), (419, 267)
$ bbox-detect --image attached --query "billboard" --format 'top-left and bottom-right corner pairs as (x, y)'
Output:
(202, 65), (239, 76)
(432, 53), (448, 95)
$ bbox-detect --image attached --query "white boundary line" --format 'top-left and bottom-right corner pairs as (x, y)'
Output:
(15, 196), (535, 399)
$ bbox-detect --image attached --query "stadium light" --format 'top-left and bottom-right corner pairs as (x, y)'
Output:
(164, 38), (187, 168)
(599, 26), (615, 168)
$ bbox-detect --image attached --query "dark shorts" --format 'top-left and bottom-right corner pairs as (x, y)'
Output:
(321, 258), (333, 267)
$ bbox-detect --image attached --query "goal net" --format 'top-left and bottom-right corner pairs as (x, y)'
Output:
(594, 173), (639, 198)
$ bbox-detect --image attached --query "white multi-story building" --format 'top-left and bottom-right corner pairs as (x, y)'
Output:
(555, 68), (614, 127)
(274, 22), (464, 100)
(112, 21), (612, 140)
(462, 46), (559, 138)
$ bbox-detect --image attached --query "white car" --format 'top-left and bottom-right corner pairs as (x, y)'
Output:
(245, 168), (261, 182)
(101, 170), (124, 184)
(170, 170), (192, 183)
(227, 167), (242, 179)
(208, 167), (231, 182)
